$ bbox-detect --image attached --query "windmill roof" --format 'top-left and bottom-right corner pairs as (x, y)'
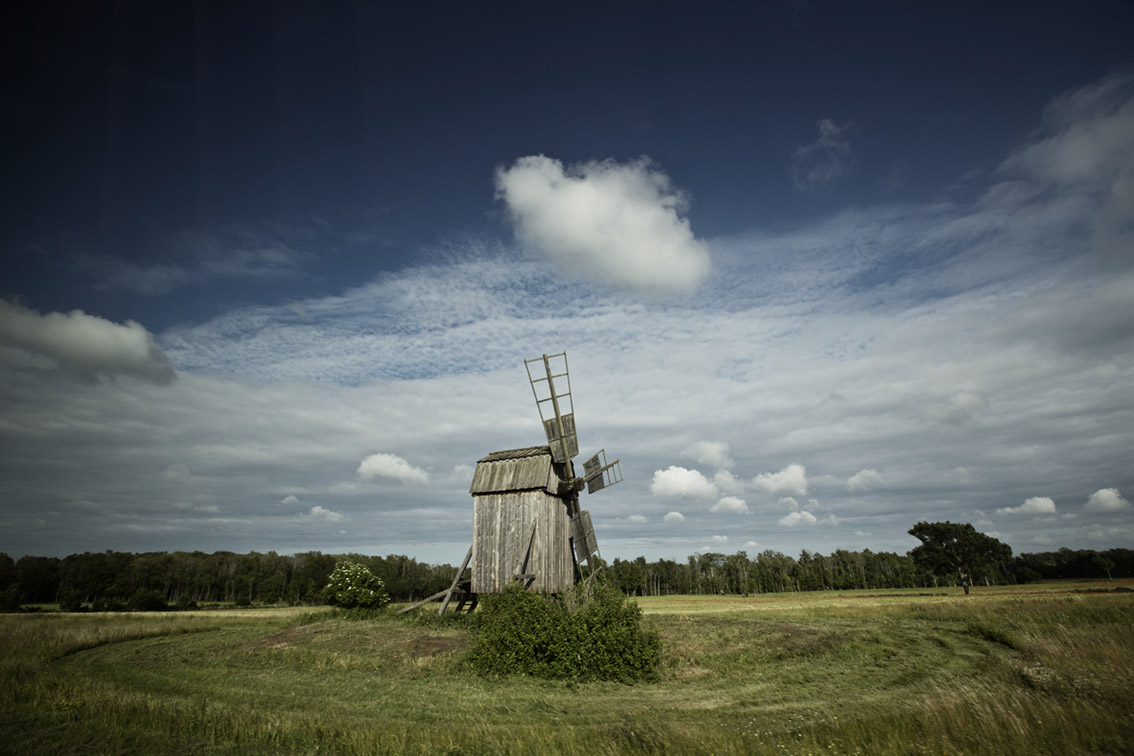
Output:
(470, 446), (561, 495)
(477, 446), (551, 463)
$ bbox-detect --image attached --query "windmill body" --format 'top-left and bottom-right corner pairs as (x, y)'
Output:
(399, 352), (621, 615)
(469, 446), (576, 593)
(469, 352), (619, 595)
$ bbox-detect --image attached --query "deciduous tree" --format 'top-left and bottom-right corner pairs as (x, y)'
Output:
(907, 521), (1012, 595)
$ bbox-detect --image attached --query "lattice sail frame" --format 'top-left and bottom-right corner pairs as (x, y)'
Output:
(525, 352), (578, 464)
(583, 448), (624, 495)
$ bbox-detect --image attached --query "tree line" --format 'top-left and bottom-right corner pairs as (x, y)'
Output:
(2, 540), (1131, 610)
(0, 550), (455, 610)
(603, 543), (1133, 597)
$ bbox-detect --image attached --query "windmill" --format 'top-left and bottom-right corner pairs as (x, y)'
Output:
(399, 352), (622, 615)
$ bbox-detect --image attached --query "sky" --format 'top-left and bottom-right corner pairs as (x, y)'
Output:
(2, 1), (1132, 564)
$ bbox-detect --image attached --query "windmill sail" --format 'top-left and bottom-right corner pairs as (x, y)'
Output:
(525, 352), (578, 463)
(582, 449), (623, 494)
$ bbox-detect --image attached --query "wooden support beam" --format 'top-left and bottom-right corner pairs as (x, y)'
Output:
(433, 546), (469, 616)
(396, 588), (452, 614)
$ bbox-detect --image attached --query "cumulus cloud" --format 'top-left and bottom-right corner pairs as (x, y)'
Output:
(779, 510), (818, 527)
(997, 496), (1057, 516)
(0, 300), (174, 383)
(710, 496), (749, 514)
(713, 469), (744, 495)
(684, 441), (734, 469)
(792, 119), (854, 190)
(280, 495), (300, 506)
(753, 464), (809, 496)
(357, 453), (430, 485)
(650, 466), (718, 499)
(663, 511), (686, 523)
(495, 155), (710, 294)
(847, 468), (883, 492)
(1085, 488), (1129, 512)
(306, 505), (343, 522)
(626, 514), (648, 524)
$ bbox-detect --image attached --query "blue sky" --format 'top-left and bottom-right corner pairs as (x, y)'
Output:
(2, 1), (1132, 562)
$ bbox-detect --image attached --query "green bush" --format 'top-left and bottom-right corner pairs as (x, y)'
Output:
(467, 583), (660, 682)
(126, 588), (168, 612)
(0, 585), (21, 613)
(324, 561), (390, 610)
(92, 597), (127, 612)
(59, 589), (85, 612)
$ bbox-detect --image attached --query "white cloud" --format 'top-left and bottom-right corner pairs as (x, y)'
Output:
(753, 464), (809, 496)
(744, 540), (759, 548)
(1085, 488), (1129, 512)
(713, 469), (744, 495)
(709, 535), (728, 544)
(684, 441), (734, 469)
(650, 466), (718, 499)
(0, 300), (174, 383)
(495, 155), (710, 294)
(792, 118), (854, 190)
(280, 495), (299, 506)
(663, 511), (686, 523)
(847, 468), (883, 492)
(626, 514), (648, 524)
(997, 496), (1057, 516)
(997, 70), (1134, 268)
(357, 453), (430, 485)
(710, 496), (749, 514)
(306, 505), (343, 523)
(779, 510), (818, 527)
(779, 496), (800, 510)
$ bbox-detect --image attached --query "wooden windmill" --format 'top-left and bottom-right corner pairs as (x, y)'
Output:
(400, 352), (622, 615)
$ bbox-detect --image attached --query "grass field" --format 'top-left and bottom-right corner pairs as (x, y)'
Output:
(2, 583), (1131, 755)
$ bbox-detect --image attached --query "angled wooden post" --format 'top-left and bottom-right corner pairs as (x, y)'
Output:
(438, 546), (473, 616)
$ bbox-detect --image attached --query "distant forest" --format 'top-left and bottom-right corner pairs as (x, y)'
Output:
(3, 545), (1131, 610)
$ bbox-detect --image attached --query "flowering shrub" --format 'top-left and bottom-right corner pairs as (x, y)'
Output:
(324, 561), (390, 609)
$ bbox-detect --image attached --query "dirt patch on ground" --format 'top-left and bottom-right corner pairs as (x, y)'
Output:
(411, 635), (468, 656)
(761, 623), (848, 656)
(245, 624), (327, 648)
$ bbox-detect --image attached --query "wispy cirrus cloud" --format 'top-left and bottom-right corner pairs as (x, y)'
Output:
(76, 222), (319, 295)
(792, 118), (854, 190)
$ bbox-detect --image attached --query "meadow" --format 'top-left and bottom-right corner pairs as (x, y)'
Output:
(2, 583), (1131, 755)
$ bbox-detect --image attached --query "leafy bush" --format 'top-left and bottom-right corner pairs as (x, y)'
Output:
(126, 588), (168, 612)
(0, 585), (21, 613)
(467, 583), (660, 682)
(92, 597), (127, 612)
(324, 561), (390, 610)
(58, 589), (85, 612)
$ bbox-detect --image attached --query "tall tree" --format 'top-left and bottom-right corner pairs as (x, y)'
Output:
(907, 521), (1012, 595)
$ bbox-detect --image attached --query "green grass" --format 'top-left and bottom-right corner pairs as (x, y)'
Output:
(2, 584), (1132, 755)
